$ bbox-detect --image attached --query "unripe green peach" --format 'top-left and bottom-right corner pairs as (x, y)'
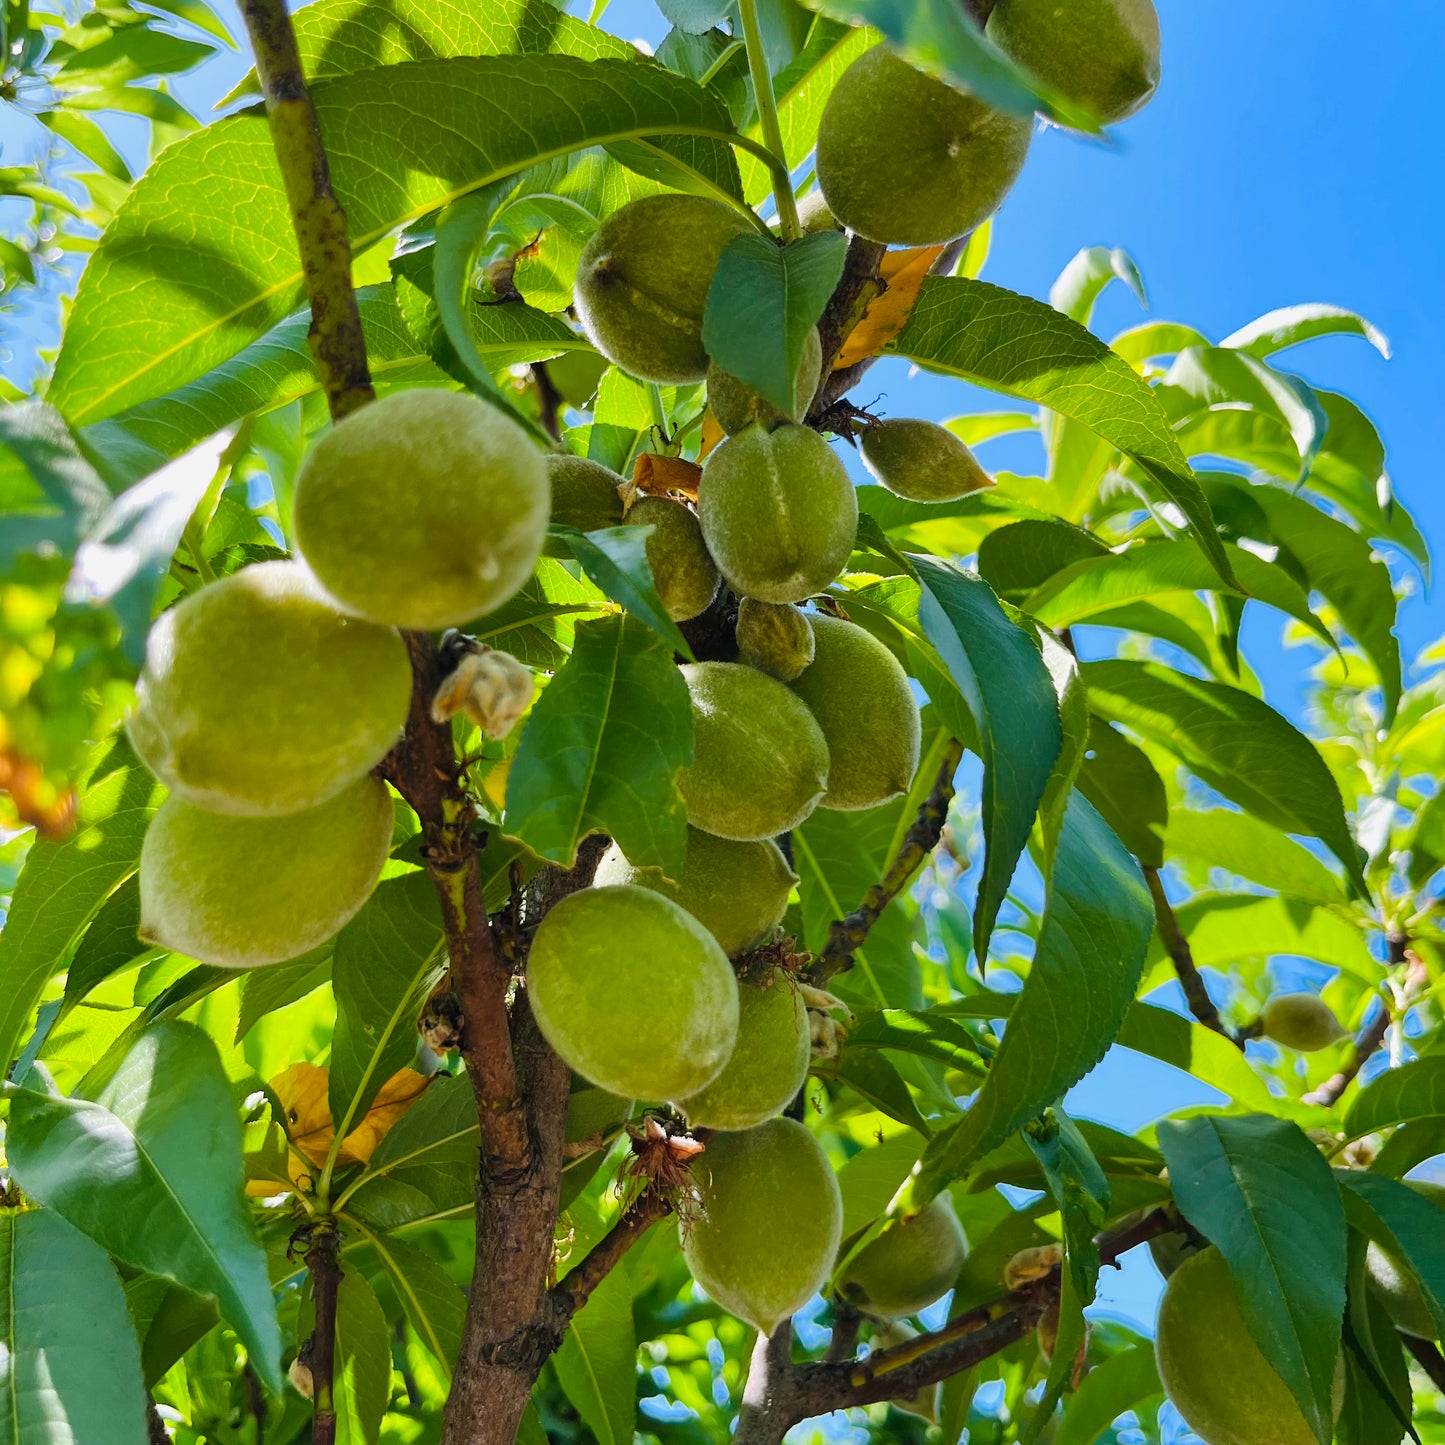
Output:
(546, 454), (625, 533)
(1259, 993), (1347, 1052)
(1147, 1227), (1203, 1281)
(815, 47), (1033, 245)
(736, 599), (815, 682)
(1157, 1247), (1341, 1445)
(699, 425), (857, 604)
(788, 614), (921, 810)
(683, 1118), (842, 1331)
(987, 0), (1161, 125)
(626, 496), (720, 621)
(678, 970), (809, 1130)
(127, 561), (410, 818)
(593, 828), (797, 957)
(138, 777), (393, 967)
(860, 418), (994, 503)
(526, 885), (739, 1101)
(795, 190), (841, 235)
(678, 662), (830, 840)
(574, 195), (753, 383)
(294, 389), (549, 630)
(707, 329), (823, 436)
(1367, 1180), (1445, 1339)
(838, 1194), (968, 1316)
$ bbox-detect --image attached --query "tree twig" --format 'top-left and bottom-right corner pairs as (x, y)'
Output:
(1304, 939), (1424, 1108)
(531, 361), (563, 443)
(236, 0), (373, 421)
(547, 1189), (674, 1331)
(812, 737), (964, 983)
(300, 1222), (342, 1445)
(1142, 865), (1239, 1047)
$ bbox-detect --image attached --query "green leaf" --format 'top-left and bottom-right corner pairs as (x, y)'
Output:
(1082, 659), (1367, 894)
(1221, 304), (1390, 361)
(1109, 318), (1210, 368)
(1407, 786), (1445, 890)
(124, 1275), (218, 1389)
(1049, 245), (1146, 326)
(1075, 720), (1166, 869)
(235, 949), (331, 1042)
(467, 558), (605, 670)
(821, 1047), (932, 1135)
(506, 612), (692, 875)
(62, 872), (152, 1007)
(51, 26), (213, 88)
(36, 108), (132, 182)
(1023, 1108), (1108, 1306)
(917, 792), (1151, 1191)
(51, 56), (745, 426)
(554, 1265), (636, 1445)
(555, 525), (695, 657)
(7, 1021), (283, 1390)
(1337, 1170), (1445, 1341)
(0, 401), (112, 567)
(889, 278), (1233, 585)
(334, 1270), (392, 1445)
(975, 517), (1107, 604)
(845, 1008), (987, 1082)
(701, 230), (846, 414)
(0, 1209), (150, 1445)
(1344, 1058), (1445, 1139)
(1054, 1343), (1161, 1445)
(360, 1230), (465, 1382)
(1157, 1113), (1347, 1444)
(329, 873), (443, 1143)
(0, 737), (162, 1081)
(1164, 808), (1346, 906)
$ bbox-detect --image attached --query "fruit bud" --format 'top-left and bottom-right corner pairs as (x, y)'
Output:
(1258, 993), (1348, 1052)
(736, 599), (816, 682)
(432, 644), (534, 740)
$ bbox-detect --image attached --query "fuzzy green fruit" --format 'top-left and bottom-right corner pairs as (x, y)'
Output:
(627, 496), (720, 621)
(736, 599), (815, 682)
(1367, 1180), (1445, 1339)
(708, 329), (823, 436)
(139, 777), (393, 968)
(1259, 993), (1347, 1052)
(815, 47), (1033, 245)
(294, 389), (549, 630)
(795, 190), (840, 235)
(860, 418), (993, 502)
(788, 614), (921, 810)
(546, 454), (625, 533)
(679, 662), (831, 840)
(574, 195), (753, 383)
(699, 425), (857, 604)
(1157, 1247), (1340, 1445)
(127, 561), (410, 818)
(527, 885), (739, 1101)
(987, 0), (1161, 125)
(594, 828), (797, 957)
(678, 970), (809, 1130)
(683, 1118), (842, 1331)
(838, 1195), (968, 1316)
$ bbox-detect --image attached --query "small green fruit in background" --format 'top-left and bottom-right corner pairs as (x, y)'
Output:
(987, 0), (1161, 125)
(1156, 1247), (1341, 1445)
(861, 418), (994, 502)
(708, 328), (823, 435)
(678, 970), (809, 1130)
(699, 424), (858, 604)
(526, 885), (739, 1101)
(838, 1194), (968, 1316)
(294, 389), (549, 630)
(789, 614), (921, 810)
(794, 189), (840, 235)
(594, 828), (797, 957)
(1147, 1227), (1203, 1281)
(871, 1322), (940, 1421)
(683, 1118), (842, 1332)
(626, 496), (720, 621)
(736, 599), (816, 682)
(815, 47), (1033, 245)
(1367, 1179), (1445, 1339)
(545, 454), (625, 533)
(138, 777), (393, 968)
(127, 560), (410, 818)
(574, 195), (752, 383)
(1259, 993), (1348, 1052)
(678, 662), (831, 840)
(544, 350), (609, 411)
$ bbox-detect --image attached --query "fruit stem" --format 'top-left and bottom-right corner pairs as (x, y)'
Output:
(736, 0), (800, 242)
(646, 383), (672, 443)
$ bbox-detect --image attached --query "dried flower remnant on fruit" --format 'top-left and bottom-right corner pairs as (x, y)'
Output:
(622, 1114), (707, 1219)
(431, 641), (534, 740)
(1003, 1242), (1062, 1289)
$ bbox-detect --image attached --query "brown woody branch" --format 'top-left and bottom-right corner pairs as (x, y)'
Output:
(1143, 865), (1240, 1047)
(1303, 938), (1424, 1108)
(302, 1222), (342, 1445)
(812, 737), (964, 983)
(237, 0), (373, 421)
(547, 1188), (674, 1330)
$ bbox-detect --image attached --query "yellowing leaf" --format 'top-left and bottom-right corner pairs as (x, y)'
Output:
(698, 411), (725, 461)
(833, 245), (947, 371)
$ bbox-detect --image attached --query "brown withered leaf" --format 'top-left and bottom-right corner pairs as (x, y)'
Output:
(0, 747), (78, 838)
(833, 244), (947, 371)
(632, 452), (703, 500)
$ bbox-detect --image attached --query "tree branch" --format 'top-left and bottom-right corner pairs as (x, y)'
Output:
(237, 0), (373, 421)
(812, 737), (963, 983)
(735, 1323), (798, 1445)
(1143, 865), (1240, 1047)
(301, 1222), (342, 1445)
(547, 1188), (674, 1331)
(1303, 939), (1424, 1108)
